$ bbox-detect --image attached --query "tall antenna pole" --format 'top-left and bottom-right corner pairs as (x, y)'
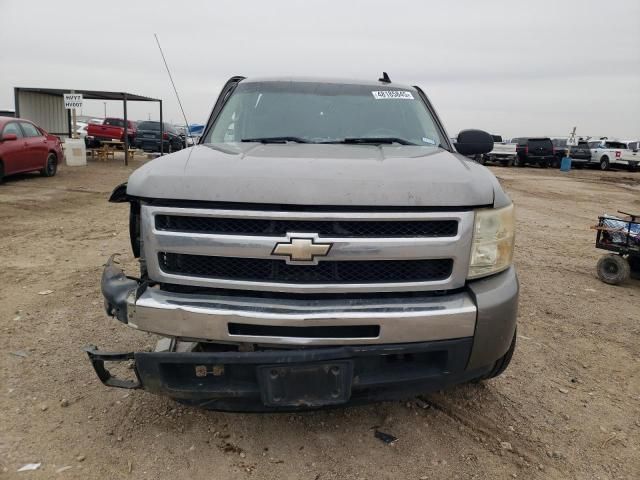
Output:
(154, 33), (193, 146)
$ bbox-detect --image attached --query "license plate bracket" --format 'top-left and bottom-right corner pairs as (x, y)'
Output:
(258, 361), (353, 408)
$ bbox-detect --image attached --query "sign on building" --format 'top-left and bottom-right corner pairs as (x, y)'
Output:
(63, 93), (83, 109)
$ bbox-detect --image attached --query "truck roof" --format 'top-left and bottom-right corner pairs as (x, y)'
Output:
(241, 76), (417, 91)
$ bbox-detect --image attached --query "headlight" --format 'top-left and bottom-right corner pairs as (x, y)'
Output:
(468, 204), (515, 279)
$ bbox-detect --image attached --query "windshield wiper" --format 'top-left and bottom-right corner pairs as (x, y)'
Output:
(325, 137), (417, 146)
(241, 136), (310, 144)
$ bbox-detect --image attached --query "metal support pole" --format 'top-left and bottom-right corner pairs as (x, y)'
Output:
(71, 90), (77, 139)
(159, 100), (164, 155)
(123, 94), (129, 166)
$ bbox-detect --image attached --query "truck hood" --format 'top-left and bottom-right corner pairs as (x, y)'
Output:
(127, 143), (501, 207)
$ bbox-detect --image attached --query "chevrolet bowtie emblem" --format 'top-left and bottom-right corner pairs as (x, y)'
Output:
(272, 236), (332, 263)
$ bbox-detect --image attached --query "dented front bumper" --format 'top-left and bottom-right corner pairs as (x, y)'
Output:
(85, 338), (484, 411)
(100, 257), (480, 346)
(101, 255), (142, 323)
(94, 256), (518, 410)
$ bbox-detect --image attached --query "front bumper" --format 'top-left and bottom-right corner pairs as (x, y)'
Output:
(94, 259), (518, 409)
(85, 338), (488, 411)
(127, 287), (478, 346)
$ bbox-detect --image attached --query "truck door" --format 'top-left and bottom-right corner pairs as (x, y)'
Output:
(588, 141), (603, 161)
(103, 119), (125, 140)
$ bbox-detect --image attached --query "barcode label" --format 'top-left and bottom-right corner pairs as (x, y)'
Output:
(372, 91), (414, 100)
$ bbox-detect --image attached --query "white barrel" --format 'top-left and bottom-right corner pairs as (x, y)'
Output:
(63, 138), (87, 166)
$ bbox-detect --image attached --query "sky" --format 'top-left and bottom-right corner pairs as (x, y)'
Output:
(1, 0), (639, 139)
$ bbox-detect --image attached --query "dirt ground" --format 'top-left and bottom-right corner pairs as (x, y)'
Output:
(1, 156), (639, 479)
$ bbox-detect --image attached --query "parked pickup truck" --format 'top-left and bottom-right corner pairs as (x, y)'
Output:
(135, 121), (184, 153)
(551, 138), (592, 167)
(479, 135), (517, 166)
(588, 139), (639, 171)
(513, 137), (555, 167)
(86, 118), (136, 147)
(86, 76), (519, 411)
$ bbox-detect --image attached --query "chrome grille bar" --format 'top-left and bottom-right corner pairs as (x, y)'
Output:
(142, 205), (474, 294)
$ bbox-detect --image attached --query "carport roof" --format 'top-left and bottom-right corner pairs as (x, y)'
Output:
(15, 87), (160, 102)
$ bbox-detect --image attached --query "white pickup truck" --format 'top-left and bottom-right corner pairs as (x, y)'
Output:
(588, 140), (639, 171)
(479, 135), (517, 166)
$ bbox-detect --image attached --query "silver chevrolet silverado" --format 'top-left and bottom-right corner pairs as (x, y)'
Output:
(86, 75), (519, 411)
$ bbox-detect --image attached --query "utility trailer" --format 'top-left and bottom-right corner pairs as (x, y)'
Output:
(592, 211), (640, 285)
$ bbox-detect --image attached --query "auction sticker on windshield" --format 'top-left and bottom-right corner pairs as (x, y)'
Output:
(371, 91), (414, 100)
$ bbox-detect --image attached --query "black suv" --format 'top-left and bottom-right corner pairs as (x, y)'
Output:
(512, 137), (555, 167)
(135, 121), (184, 153)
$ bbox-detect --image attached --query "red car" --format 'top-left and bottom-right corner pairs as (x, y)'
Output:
(0, 116), (63, 182)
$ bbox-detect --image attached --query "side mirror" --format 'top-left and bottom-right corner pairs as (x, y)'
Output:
(454, 129), (493, 155)
(1, 133), (18, 142)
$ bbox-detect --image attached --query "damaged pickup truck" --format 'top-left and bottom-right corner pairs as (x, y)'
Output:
(86, 75), (519, 411)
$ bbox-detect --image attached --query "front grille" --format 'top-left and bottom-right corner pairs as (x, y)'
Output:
(155, 215), (458, 238)
(159, 253), (453, 284)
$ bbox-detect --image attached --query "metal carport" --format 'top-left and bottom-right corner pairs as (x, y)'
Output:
(14, 87), (163, 165)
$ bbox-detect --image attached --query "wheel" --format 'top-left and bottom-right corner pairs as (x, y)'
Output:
(629, 163), (638, 172)
(597, 254), (630, 285)
(514, 156), (525, 167)
(477, 155), (486, 165)
(40, 153), (57, 177)
(540, 160), (549, 168)
(476, 329), (517, 381)
(551, 158), (560, 169)
(600, 156), (610, 171)
(0, 161), (4, 184)
(503, 157), (515, 167)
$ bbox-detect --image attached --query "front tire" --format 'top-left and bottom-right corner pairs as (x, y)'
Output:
(600, 156), (610, 171)
(597, 254), (630, 285)
(40, 153), (58, 177)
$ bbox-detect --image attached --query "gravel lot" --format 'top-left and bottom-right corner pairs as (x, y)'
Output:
(1, 156), (639, 479)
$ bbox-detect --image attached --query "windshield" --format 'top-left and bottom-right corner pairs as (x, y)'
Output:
(205, 81), (444, 146)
